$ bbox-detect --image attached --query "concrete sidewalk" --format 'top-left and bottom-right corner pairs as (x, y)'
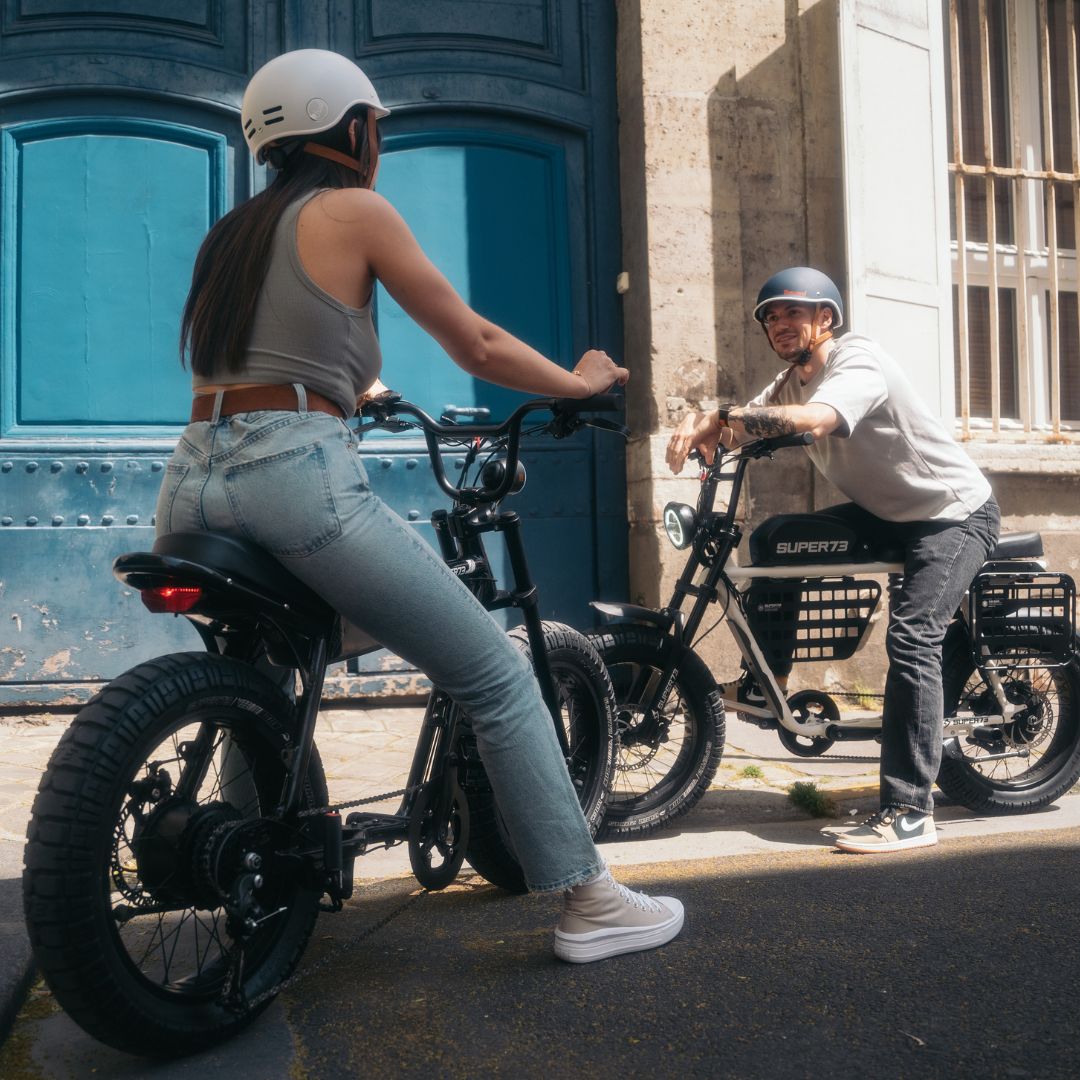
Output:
(2, 704), (1078, 1074)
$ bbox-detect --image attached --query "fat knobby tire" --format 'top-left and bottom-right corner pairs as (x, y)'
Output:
(587, 623), (725, 838)
(22, 652), (327, 1057)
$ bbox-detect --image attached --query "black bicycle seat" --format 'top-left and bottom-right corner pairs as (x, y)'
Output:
(150, 531), (332, 617)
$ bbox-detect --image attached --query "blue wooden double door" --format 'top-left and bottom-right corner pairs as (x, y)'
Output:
(0, 2), (626, 703)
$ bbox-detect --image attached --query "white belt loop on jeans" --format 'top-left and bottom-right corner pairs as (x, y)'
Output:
(293, 382), (309, 412)
(210, 390), (224, 424)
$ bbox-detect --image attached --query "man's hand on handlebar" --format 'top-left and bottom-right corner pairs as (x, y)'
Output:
(666, 409), (727, 474)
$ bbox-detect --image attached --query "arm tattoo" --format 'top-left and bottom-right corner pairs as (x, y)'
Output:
(735, 407), (796, 438)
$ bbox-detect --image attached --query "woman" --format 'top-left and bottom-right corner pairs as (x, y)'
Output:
(160, 49), (683, 963)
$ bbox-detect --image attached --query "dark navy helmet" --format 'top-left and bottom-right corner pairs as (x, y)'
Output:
(753, 267), (844, 329)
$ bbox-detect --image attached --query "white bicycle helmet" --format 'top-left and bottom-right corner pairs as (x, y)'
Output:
(241, 49), (390, 164)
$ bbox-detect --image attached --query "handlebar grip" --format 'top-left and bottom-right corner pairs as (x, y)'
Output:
(554, 394), (622, 414)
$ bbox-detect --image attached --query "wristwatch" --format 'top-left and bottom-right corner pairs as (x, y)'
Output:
(716, 404), (735, 426)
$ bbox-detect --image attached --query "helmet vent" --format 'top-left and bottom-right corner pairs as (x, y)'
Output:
(263, 116), (285, 127)
(243, 118), (254, 131)
(262, 105), (283, 115)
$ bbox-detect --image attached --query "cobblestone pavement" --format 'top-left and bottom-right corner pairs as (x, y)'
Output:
(0, 703), (884, 857)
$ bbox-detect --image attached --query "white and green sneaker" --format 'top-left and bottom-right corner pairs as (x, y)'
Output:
(833, 806), (937, 854)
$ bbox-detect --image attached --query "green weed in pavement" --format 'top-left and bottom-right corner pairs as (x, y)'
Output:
(787, 781), (835, 818)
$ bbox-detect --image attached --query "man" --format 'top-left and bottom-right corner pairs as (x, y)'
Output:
(666, 267), (1000, 853)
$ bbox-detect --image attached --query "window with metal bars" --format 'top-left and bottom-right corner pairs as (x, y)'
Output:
(947, 0), (1080, 438)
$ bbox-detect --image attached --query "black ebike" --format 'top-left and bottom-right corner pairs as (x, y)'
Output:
(22, 394), (619, 1057)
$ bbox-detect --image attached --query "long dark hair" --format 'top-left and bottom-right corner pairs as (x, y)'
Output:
(180, 107), (376, 376)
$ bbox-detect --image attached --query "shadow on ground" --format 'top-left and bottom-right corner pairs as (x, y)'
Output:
(4, 830), (1078, 1079)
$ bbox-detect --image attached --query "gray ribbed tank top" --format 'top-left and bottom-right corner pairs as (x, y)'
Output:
(193, 190), (382, 417)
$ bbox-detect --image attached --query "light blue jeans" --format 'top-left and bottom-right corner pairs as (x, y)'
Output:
(155, 400), (602, 892)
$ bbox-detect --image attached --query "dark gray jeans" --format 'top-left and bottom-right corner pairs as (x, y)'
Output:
(748, 496), (1001, 813)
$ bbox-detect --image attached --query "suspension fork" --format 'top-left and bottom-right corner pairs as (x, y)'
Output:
(399, 690), (461, 815)
(435, 505), (571, 756)
(633, 524), (742, 717)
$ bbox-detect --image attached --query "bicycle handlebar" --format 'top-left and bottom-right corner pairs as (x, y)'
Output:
(688, 430), (814, 468)
(742, 430), (815, 455)
(356, 393), (624, 503)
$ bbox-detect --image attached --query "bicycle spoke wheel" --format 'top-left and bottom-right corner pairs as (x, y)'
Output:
(458, 622), (616, 892)
(939, 644), (1080, 812)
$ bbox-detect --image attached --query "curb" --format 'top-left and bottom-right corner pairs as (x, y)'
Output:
(0, 959), (35, 1049)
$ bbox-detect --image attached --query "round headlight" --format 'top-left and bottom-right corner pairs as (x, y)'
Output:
(662, 503), (697, 549)
(480, 458), (526, 495)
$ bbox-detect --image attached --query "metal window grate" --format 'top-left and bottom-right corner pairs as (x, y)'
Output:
(948, 0), (1080, 438)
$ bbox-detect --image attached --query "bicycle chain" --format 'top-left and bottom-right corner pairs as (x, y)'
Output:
(791, 690), (880, 762)
(220, 783), (423, 1011)
(297, 785), (415, 818)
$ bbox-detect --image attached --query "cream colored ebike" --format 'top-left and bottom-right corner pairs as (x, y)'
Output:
(590, 434), (1080, 837)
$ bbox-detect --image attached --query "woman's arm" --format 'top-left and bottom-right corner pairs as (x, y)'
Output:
(325, 189), (627, 398)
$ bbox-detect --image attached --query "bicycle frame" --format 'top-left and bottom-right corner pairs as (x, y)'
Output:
(594, 436), (1069, 745)
(356, 394), (621, 743)
(113, 395), (621, 906)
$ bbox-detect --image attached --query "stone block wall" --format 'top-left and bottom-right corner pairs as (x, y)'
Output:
(613, 0), (1080, 694)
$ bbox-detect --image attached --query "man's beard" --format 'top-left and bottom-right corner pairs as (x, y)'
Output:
(773, 340), (807, 364)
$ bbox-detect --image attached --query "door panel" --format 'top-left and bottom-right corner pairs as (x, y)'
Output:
(0, 1), (625, 703)
(840, 0), (952, 416)
(374, 132), (571, 419)
(6, 119), (224, 434)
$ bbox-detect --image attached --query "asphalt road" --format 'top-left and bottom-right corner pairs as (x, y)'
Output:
(4, 826), (1078, 1080)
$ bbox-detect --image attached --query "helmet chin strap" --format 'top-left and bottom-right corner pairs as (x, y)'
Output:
(302, 113), (380, 188)
(790, 327), (833, 366)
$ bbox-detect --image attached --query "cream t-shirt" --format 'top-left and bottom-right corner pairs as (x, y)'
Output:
(748, 334), (991, 522)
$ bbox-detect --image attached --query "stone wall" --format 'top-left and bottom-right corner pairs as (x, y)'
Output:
(615, 0), (846, 683)
(614, 0), (1080, 695)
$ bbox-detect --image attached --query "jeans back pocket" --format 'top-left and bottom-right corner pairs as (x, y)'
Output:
(154, 463), (190, 534)
(224, 442), (343, 558)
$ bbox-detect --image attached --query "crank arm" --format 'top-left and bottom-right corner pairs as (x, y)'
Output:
(342, 812), (409, 853)
(719, 697), (775, 722)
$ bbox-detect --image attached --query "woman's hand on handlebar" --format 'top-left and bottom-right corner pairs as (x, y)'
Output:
(666, 409), (726, 474)
(572, 349), (629, 398)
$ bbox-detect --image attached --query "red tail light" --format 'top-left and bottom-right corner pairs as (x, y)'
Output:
(141, 586), (203, 613)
